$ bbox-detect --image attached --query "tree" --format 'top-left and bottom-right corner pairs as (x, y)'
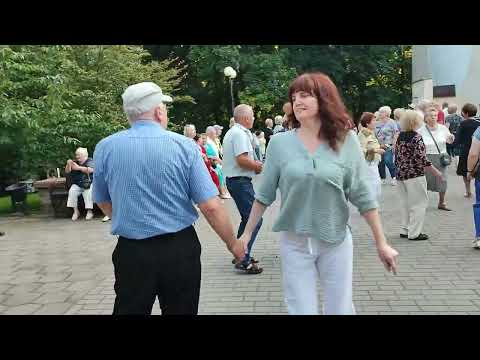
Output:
(238, 48), (297, 123)
(0, 45), (187, 184)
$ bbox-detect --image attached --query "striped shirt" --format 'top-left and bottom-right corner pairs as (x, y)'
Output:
(93, 120), (219, 239)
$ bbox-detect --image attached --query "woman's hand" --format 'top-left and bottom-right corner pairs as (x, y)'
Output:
(377, 244), (399, 275)
(238, 231), (252, 254)
(433, 167), (444, 181)
(447, 134), (455, 144)
(376, 148), (386, 155)
(70, 162), (80, 171)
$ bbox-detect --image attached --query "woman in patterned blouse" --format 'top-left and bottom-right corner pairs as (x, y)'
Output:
(394, 110), (443, 241)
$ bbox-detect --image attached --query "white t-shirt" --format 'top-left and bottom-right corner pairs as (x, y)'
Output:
(222, 123), (256, 178)
(417, 124), (453, 155)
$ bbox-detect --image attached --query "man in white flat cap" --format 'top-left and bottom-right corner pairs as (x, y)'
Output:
(93, 82), (245, 315)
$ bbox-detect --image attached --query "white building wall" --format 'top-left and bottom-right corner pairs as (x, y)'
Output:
(413, 45), (480, 110)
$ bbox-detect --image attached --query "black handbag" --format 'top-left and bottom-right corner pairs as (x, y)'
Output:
(425, 125), (452, 167)
(81, 172), (92, 190)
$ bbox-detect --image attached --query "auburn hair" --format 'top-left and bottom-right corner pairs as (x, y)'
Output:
(287, 72), (353, 151)
(360, 112), (376, 128)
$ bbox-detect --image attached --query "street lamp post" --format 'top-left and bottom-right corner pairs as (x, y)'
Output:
(224, 66), (237, 115)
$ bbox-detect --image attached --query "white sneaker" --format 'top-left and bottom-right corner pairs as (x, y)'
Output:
(71, 211), (80, 221)
(85, 211), (94, 220)
(381, 179), (387, 185)
(391, 179), (397, 186)
(102, 216), (110, 222)
(473, 239), (480, 250)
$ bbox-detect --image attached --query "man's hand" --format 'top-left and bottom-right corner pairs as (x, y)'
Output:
(228, 239), (246, 261)
(70, 162), (80, 171)
(376, 148), (386, 155)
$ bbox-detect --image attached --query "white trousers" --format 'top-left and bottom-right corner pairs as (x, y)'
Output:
(397, 176), (428, 239)
(67, 184), (93, 209)
(366, 162), (382, 204)
(279, 229), (355, 315)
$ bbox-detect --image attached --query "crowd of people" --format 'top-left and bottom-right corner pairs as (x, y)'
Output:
(56, 73), (480, 316)
(355, 100), (480, 244)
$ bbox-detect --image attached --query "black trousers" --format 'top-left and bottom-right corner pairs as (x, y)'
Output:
(112, 226), (201, 315)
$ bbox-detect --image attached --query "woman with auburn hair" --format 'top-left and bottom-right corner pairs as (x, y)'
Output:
(238, 72), (398, 315)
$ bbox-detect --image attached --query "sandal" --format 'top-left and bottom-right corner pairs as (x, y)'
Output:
(465, 193), (472, 198)
(235, 260), (263, 274)
(232, 257), (259, 264)
(438, 204), (452, 211)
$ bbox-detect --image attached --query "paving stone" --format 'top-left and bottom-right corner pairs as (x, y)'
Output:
(33, 302), (73, 315)
(3, 293), (43, 306)
(1, 168), (479, 315)
(33, 292), (72, 304)
(3, 303), (42, 315)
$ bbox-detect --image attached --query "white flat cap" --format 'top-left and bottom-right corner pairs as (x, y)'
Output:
(122, 82), (172, 115)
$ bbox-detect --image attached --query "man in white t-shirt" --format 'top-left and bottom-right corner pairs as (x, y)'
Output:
(222, 104), (264, 274)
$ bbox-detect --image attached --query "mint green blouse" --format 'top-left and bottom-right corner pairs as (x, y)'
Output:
(255, 130), (378, 244)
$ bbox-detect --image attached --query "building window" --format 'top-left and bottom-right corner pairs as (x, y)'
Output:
(433, 85), (456, 98)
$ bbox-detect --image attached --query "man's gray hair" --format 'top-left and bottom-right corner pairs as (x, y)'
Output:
(265, 118), (273, 127)
(124, 102), (165, 122)
(233, 104), (253, 122)
(76, 147), (88, 157)
(274, 115), (283, 125)
(448, 104), (458, 114)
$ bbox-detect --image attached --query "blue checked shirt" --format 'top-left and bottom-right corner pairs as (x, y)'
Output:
(93, 120), (219, 239)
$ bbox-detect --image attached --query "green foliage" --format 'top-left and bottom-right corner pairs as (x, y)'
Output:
(147, 45), (412, 132)
(1, 45), (412, 184)
(239, 49), (297, 121)
(0, 45), (187, 184)
(0, 193), (41, 215)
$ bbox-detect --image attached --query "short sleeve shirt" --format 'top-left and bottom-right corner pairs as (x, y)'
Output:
(222, 123), (256, 178)
(375, 119), (399, 146)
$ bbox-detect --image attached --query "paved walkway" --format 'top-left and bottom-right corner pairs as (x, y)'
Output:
(0, 165), (479, 315)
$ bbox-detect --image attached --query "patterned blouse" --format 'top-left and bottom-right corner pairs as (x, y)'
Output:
(394, 131), (432, 181)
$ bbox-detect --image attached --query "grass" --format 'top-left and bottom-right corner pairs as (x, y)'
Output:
(0, 193), (42, 214)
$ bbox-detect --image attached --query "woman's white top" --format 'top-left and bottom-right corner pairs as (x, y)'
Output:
(417, 124), (453, 155)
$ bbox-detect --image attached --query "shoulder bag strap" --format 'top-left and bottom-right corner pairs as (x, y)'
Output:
(425, 125), (442, 155)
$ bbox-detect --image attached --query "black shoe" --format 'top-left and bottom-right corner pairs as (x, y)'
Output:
(0, 231), (4, 237)
(409, 233), (429, 241)
(400, 234), (408, 238)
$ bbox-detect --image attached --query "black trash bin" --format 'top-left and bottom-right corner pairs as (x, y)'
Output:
(5, 183), (29, 214)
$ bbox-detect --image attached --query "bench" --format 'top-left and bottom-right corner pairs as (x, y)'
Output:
(34, 176), (102, 218)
